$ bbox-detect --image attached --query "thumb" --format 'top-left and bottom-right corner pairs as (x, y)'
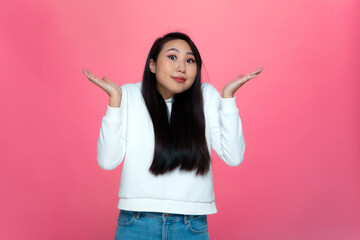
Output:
(102, 76), (110, 82)
(234, 74), (244, 80)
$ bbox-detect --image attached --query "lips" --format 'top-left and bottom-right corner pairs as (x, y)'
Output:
(171, 76), (186, 83)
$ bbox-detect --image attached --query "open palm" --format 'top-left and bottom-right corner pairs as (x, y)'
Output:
(82, 68), (122, 97)
(222, 66), (264, 98)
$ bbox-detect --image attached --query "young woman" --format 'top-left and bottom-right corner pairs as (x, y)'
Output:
(83, 32), (263, 240)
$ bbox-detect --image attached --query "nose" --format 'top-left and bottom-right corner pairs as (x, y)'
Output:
(177, 61), (185, 73)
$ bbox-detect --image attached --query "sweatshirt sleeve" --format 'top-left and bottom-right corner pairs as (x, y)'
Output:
(204, 83), (245, 166)
(96, 86), (127, 170)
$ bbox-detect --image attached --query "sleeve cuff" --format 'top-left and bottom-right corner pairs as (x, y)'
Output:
(220, 96), (238, 113)
(104, 104), (123, 121)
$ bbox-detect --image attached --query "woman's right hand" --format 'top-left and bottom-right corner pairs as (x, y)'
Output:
(82, 68), (122, 107)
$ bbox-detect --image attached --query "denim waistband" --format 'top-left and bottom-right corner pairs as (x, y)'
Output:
(121, 210), (205, 224)
(141, 211), (186, 217)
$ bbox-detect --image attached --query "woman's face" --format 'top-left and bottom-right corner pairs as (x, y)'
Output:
(150, 39), (197, 100)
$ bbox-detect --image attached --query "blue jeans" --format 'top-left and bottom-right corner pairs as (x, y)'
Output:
(114, 210), (209, 240)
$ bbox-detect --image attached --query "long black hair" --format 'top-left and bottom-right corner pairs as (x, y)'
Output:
(141, 32), (210, 176)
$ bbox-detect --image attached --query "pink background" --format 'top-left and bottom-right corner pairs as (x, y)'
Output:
(1, 0), (359, 239)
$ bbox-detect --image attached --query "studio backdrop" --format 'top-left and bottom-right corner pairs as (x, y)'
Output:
(0, 0), (359, 239)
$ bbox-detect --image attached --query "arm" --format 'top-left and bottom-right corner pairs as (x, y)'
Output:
(207, 66), (264, 166)
(206, 84), (245, 166)
(97, 86), (127, 170)
(82, 68), (127, 170)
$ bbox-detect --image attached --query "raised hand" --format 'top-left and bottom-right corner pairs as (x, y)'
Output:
(82, 68), (122, 107)
(222, 66), (264, 98)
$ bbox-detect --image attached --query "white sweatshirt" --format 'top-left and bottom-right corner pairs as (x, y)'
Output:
(97, 81), (245, 215)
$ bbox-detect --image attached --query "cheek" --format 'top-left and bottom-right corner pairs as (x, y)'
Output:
(188, 73), (197, 86)
(189, 66), (197, 79)
(155, 64), (168, 80)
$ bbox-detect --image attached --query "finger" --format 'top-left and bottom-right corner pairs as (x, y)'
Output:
(240, 74), (257, 84)
(234, 74), (254, 84)
(102, 76), (110, 82)
(83, 69), (98, 81)
(82, 68), (94, 77)
(83, 69), (95, 79)
(85, 73), (98, 82)
(244, 75), (256, 82)
(84, 72), (102, 85)
(234, 74), (244, 80)
(248, 66), (264, 76)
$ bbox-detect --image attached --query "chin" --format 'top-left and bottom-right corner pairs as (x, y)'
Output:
(173, 86), (191, 94)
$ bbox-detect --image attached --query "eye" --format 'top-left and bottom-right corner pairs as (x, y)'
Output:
(187, 58), (195, 63)
(168, 55), (176, 60)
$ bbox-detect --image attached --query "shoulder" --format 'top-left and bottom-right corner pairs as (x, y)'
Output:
(201, 82), (220, 99)
(120, 81), (142, 95)
(120, 81), (141, 90)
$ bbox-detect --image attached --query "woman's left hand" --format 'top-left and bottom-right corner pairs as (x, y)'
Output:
(222, 66), (264, 98)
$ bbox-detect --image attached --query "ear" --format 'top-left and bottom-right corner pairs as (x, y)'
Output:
(149, 59), (156, 73)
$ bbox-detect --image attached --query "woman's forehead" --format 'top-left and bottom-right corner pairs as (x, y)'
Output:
(162, 39), (192, 53)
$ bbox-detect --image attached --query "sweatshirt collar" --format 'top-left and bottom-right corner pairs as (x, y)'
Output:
(165, 96), (174, 102)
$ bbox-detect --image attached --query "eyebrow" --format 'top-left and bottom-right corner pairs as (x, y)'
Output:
(166, 48), (194, 56)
